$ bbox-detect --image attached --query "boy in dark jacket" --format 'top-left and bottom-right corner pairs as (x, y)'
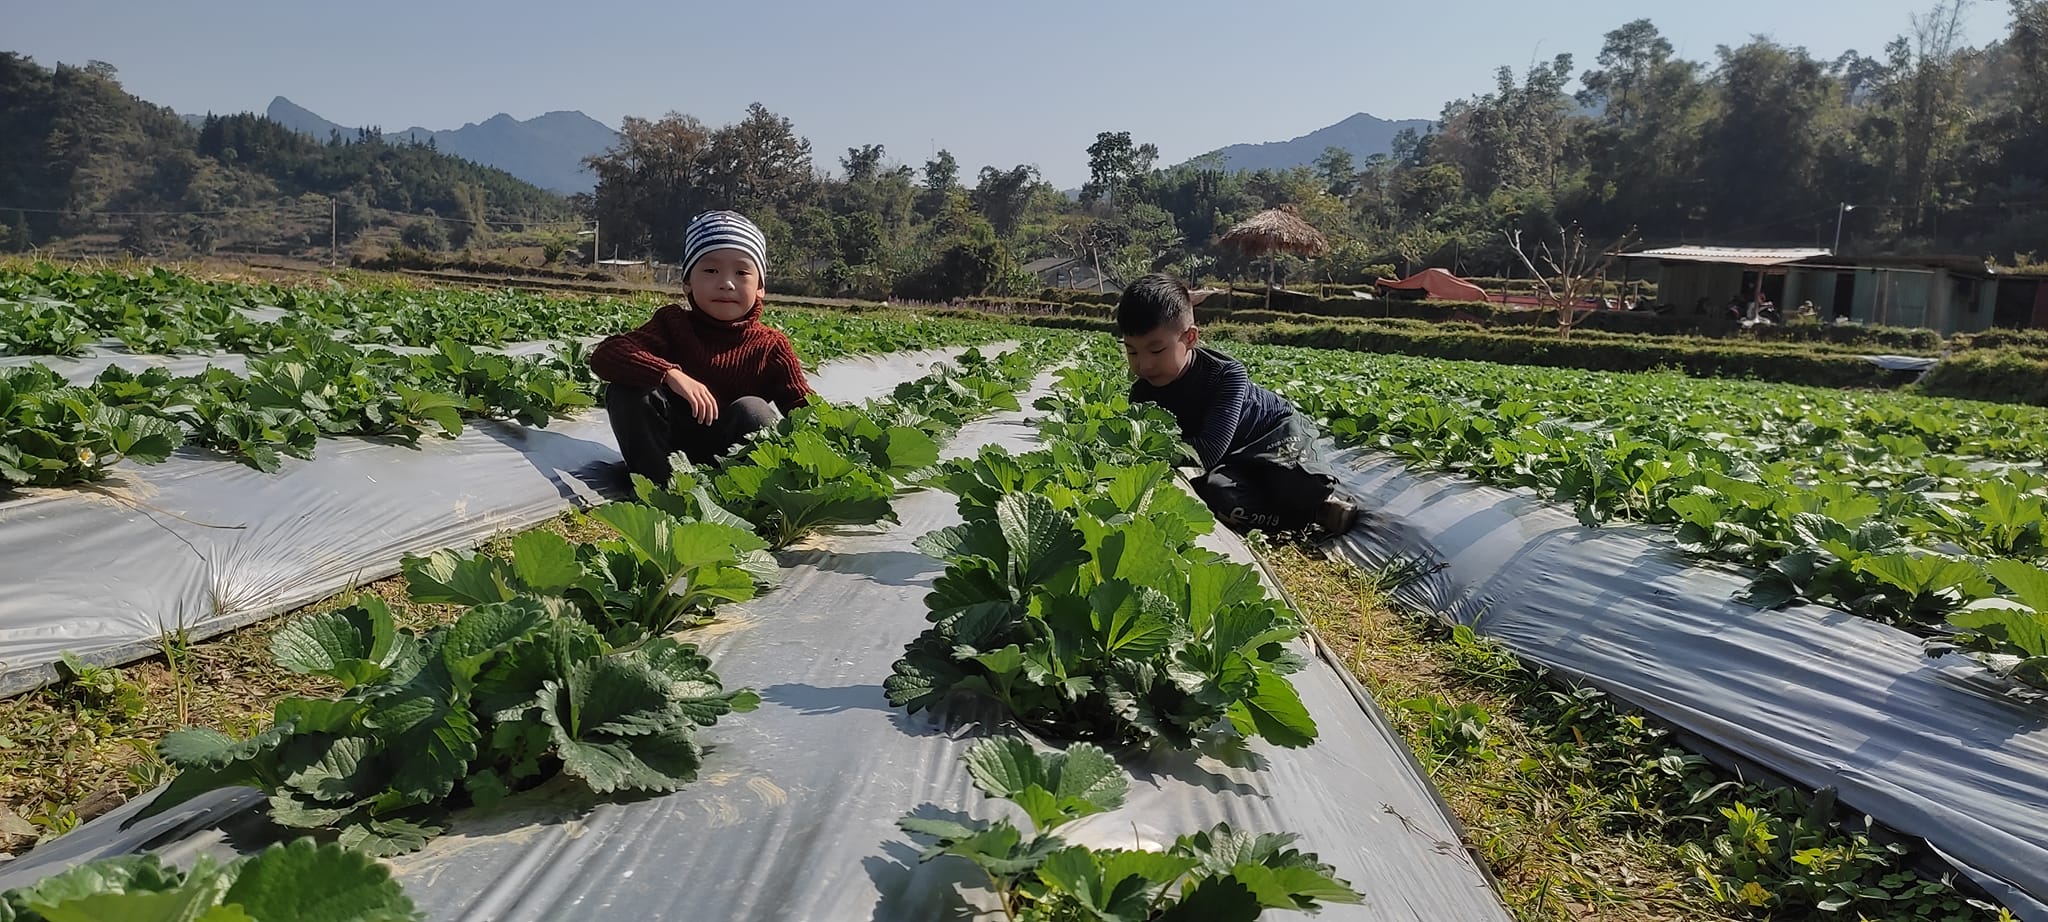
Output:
(590, 210), (813, 481)
(1119, 273), (1358, 535)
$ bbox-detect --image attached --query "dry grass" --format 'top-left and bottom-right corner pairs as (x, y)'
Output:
(1264, 545), (1735, 922)
(0, 510), (615, 857)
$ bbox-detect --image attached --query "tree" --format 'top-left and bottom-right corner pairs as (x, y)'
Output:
(1698, 40), (1834, 228)
(1, 210), (30, 252)
(400, 217), (449, 252)
(1504, 223), (1640, 338)
(922, 149), (959, 195)
(702, 103), (814, 213)
(842, 144), (888, 184)
(1081, 131), (1158, 207)
(583, 113), (716, 262)
(1314, 147), (1356, 196)
(918, 149), (960, 219)
(1575, 19), (1709, 238)
(972, 164), (1043, 238)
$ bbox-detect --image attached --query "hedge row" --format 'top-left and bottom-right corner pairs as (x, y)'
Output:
(1918, 349), (2048, 405)
(967, 295), (1950, 355)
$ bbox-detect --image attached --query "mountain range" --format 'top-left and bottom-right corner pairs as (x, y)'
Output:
(1192, 112), (1434, 172)
(204, 98), (1434, 195)
(218, 97), (619, 195)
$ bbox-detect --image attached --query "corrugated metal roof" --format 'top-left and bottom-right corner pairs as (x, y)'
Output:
(1625, 246), (1832, 266)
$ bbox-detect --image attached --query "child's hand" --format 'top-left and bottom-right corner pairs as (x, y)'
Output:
(662, 368), (719, 424)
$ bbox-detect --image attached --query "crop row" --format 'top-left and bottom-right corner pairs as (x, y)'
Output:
(0, 263), (1011, 360)
(1227, 341), (2048, 695)
(1, 310), (1013, 495)
(109, 344), (1049, 852)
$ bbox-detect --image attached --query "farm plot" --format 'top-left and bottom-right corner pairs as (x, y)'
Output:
(1231, 343), (2048, 692)
(1220, 341), (2048, 918)
(1, 335), (1511, 922)
(1, 264), (1013, 490)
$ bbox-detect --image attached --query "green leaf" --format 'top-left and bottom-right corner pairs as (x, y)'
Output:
(1226, 671), (1319, 748)
(1949, 602), (2048, 658)
(401, 550), (516, 606)
(913, 520), (1006, 564)
(1155, 874), (1262, 922)
(1088, 580), (1177, 658)
(996, 492), (1088, 591)
(335, 819), (443, 858)
(277, 735), (382, 803)
(1226, 862), (1366, 909)
(962, 736), (1127, 831)
(1034, 847), (1105, 908)
(552, 725), (704, 795)
(269, 600), (397, 688)
(879, 425), (941, 475)
(222, 837), (422, 922)
(439, 598), (551, 681)
(508, 530), (583, 592)
(156, 728), (242, 770)
(1853, 553), (1987, 597)
(1987, 559), (2048, 613)
(362, 664), (477, 803)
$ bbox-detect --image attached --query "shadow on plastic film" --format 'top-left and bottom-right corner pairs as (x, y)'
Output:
(865, 807), (995, 922)
(804, 549), (944, 588)
(760, 682), (899, 717)
(476, 418), (623, 505)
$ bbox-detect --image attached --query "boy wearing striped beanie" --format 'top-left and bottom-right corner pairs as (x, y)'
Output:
(591, 210), (815, 481)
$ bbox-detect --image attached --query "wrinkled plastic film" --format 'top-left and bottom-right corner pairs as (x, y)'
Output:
(0, 376), (1512, 922)
(1321, 446), (2048, 921)
(0, 345), (1005, 696)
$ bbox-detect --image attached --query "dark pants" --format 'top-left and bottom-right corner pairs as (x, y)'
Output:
(606, 386), (781, 483)
(1191, 414), (1340, 533)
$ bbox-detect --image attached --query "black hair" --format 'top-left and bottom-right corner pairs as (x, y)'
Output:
(1115, 273), (1194, 336)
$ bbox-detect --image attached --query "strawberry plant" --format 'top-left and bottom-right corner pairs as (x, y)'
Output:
(0, 837), (422, 922)
(890, 353), (1319, 752)
(0, 365), (183, 489)
(897, 736), (1362, 920)
(403, 503), (772, 646)
(0, 297), (93, 356)
(704, 345), (1048, 548)
(134, 502), (761, 855)
(1218, 340), (2048, 695)
(889, 475), (1318, 751)
(1934, 560), (2048, 691)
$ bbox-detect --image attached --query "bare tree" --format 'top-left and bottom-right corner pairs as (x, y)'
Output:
(1504, 223), (1640, 338)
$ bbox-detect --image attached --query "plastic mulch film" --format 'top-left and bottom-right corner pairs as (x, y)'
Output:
(0, 378), (1512, 922)
(0, 345), (1003, 697)
(1321, 446), (2048, 921)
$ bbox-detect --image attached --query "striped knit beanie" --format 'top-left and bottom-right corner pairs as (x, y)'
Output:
(682, 210), (769, 276)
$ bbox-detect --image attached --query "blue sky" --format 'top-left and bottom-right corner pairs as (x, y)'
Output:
(6, 0), (2013, 188)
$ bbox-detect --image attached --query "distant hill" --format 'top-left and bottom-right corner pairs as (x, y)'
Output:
(1193, 112), (1435, 172)
(244, 97), (616, 195)
(0, 53), (571, 256)
(390, 110), (618, 195)
(263, 95), (352, 140)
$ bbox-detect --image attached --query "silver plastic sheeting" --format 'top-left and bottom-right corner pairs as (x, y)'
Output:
(0, 382), (1512, 922)
(1863, 353), (1942, 372)
(0, 346), (1004, 697)
(1320, 446), (2048, 921)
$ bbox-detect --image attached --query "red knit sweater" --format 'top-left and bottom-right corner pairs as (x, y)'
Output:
(589, 302), (814, 412)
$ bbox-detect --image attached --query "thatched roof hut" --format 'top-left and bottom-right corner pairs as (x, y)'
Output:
(1218, 206), (1330, 305)
(1219, 206), (1331, 258)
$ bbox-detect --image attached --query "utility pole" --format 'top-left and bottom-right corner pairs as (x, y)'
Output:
(329, 197), (338, 266)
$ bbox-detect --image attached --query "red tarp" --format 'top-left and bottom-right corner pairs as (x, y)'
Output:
(1376, 268), (1489, 303)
